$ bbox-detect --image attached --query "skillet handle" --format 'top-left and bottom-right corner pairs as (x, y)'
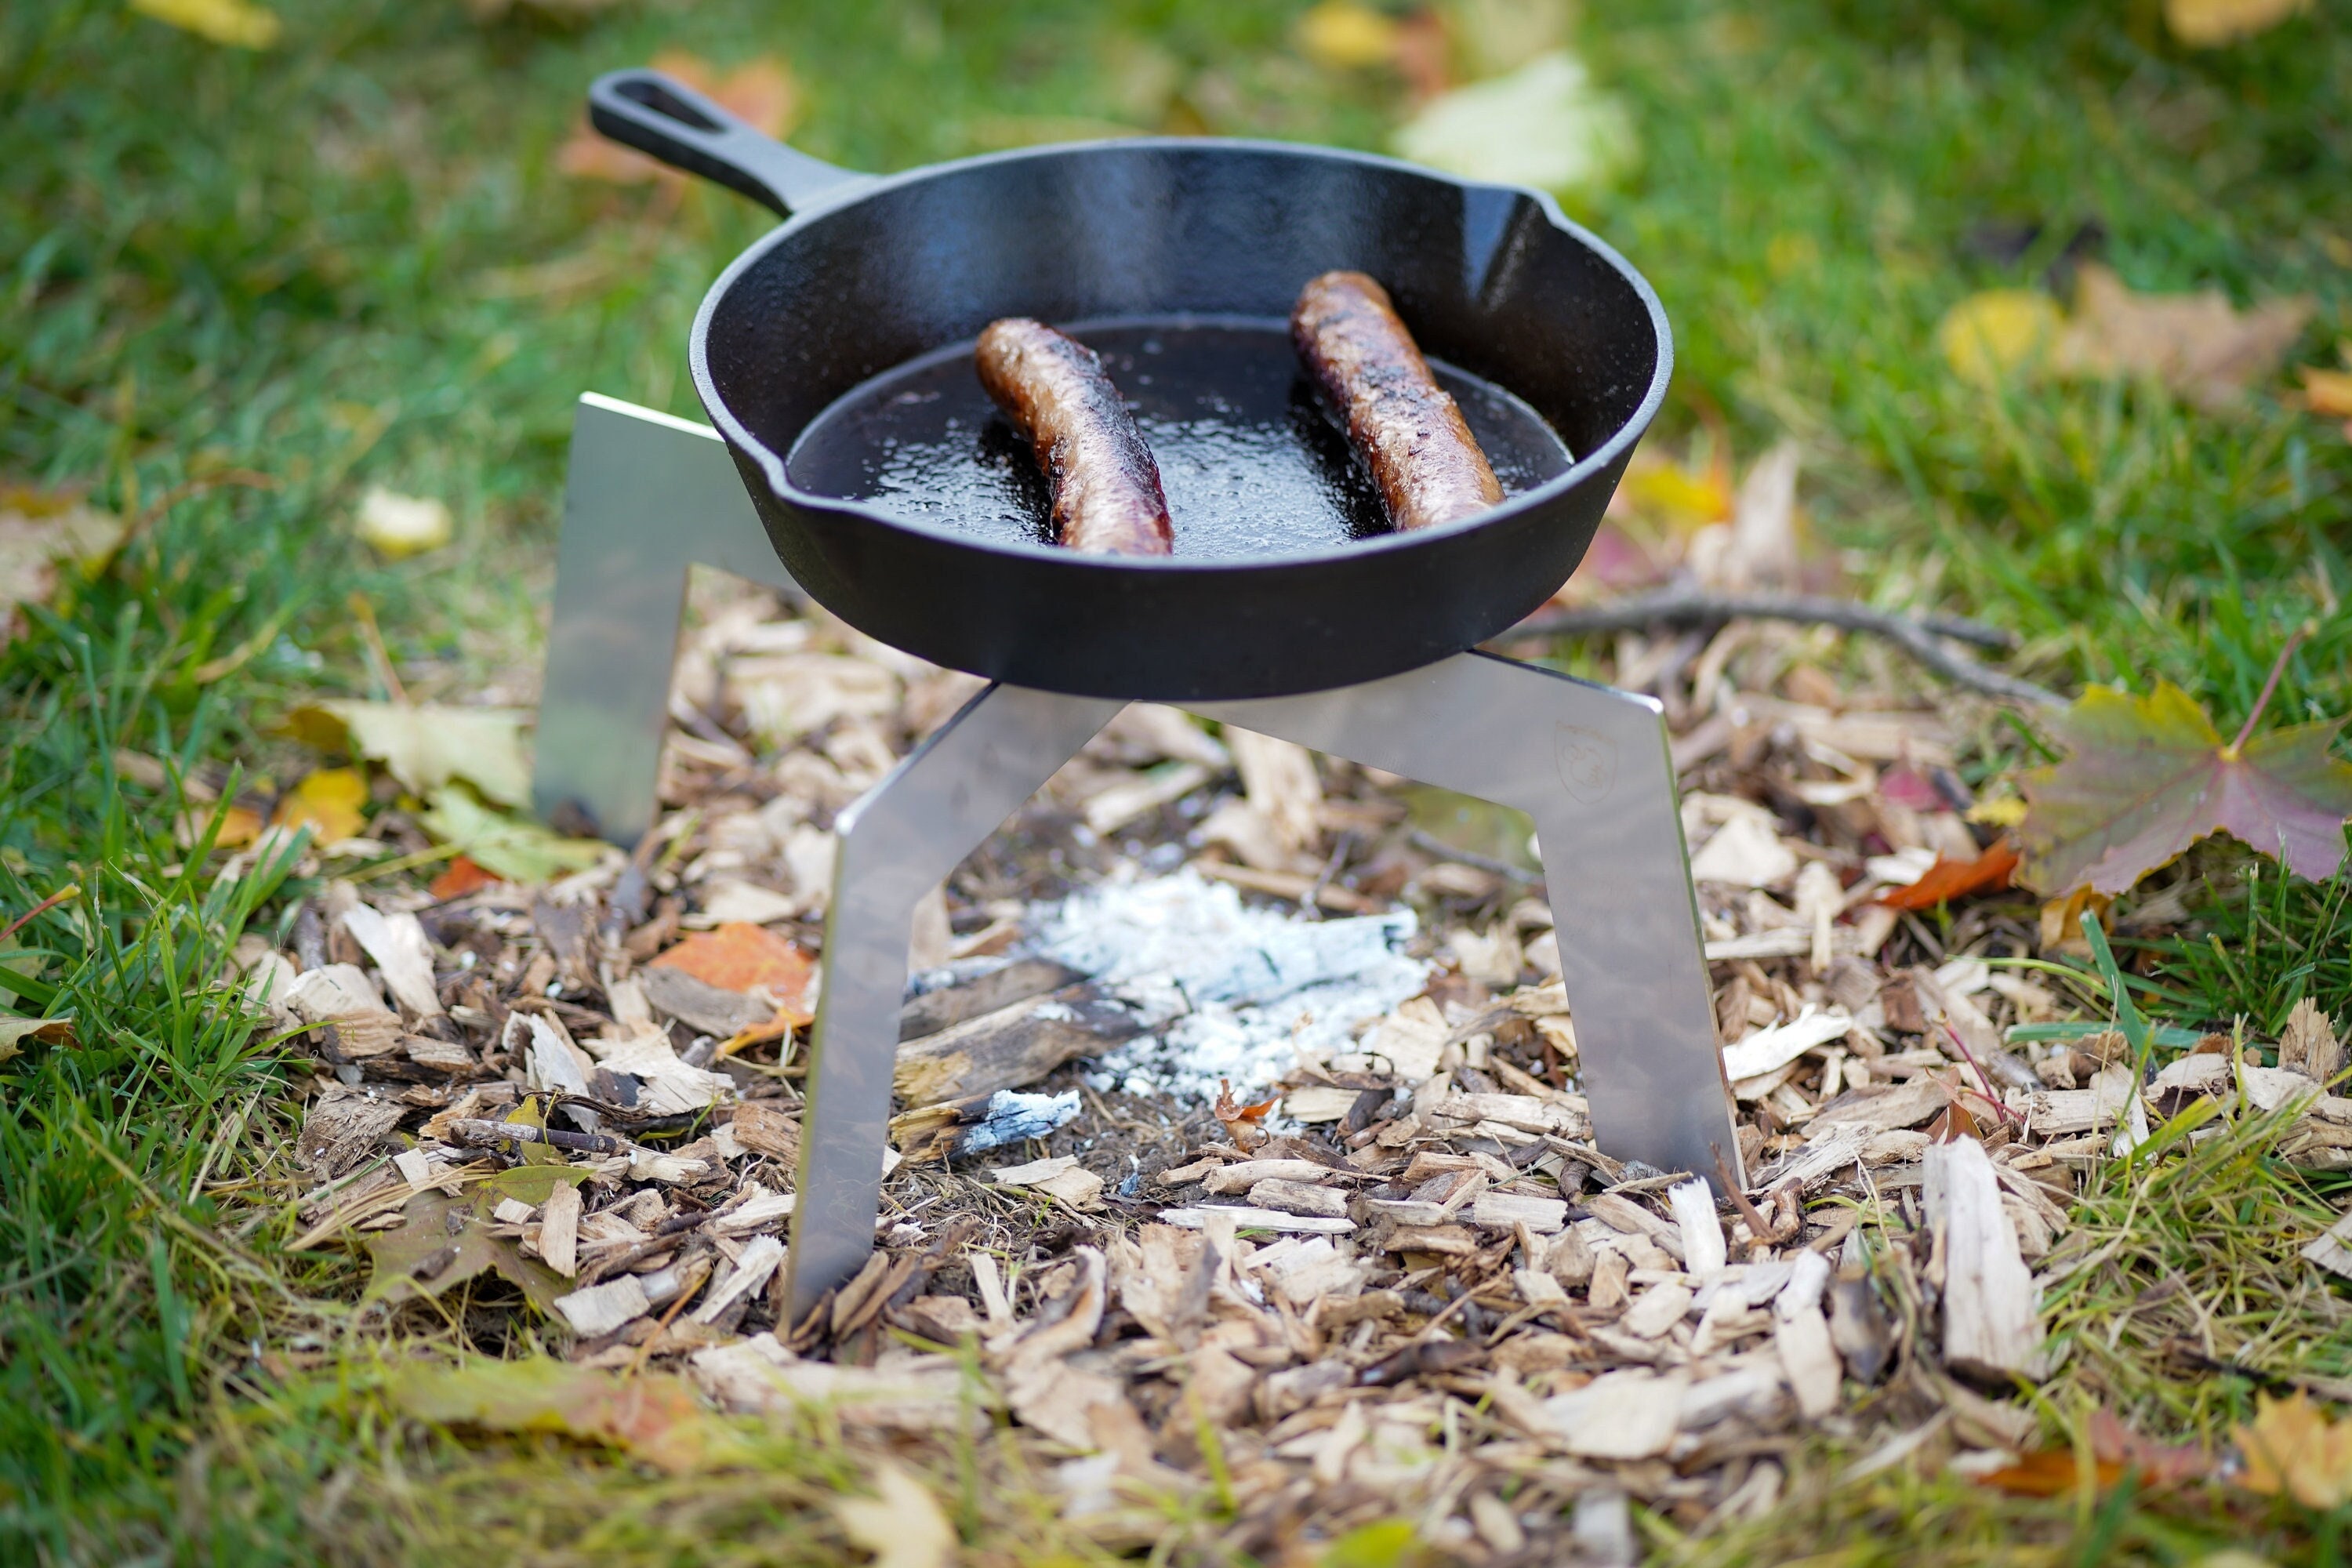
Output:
(588, 68), (866, 217)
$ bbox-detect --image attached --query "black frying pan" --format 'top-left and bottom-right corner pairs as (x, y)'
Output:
(588, 69), (1671, 702)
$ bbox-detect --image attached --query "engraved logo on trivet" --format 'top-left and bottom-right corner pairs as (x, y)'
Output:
(1554, 723), (1615, 804)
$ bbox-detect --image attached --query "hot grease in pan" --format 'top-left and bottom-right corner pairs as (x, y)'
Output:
(787, 317), (1573, 561)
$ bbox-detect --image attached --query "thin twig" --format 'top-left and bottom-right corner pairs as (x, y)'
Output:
(345, 590), (409, 706)
(1940, 1021), (2027, 1126)
(1713, 1142), (1776, 1230)
(1405, 829), (1542, 885)
(1503, 591), (2063, 708)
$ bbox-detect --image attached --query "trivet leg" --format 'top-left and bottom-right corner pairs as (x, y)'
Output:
(787, 683), (1123, 1319)
(1195, 649), (1740, 1192)
(532, 394), (801, 847)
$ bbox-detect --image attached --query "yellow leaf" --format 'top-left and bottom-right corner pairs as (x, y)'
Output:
(1297, 2), (1401, 70)
(284, 700), (532, 808)
(2235, 1392), (2352, 1509)
(130, 0), (281, 48)
(2165, 0), (2311, 47)
(1620, 451), (1733, 529)
(834, 1464), (955, 1568)
(354, 486), (452, 560)
(2, 485), (131, 645)
(176, 803), (262, 849)
(2301, 365), (2352, 420)
(1936, 290), (2063, 387)
(1965, 795), (2029, 829)
(272, 768), (368, 843)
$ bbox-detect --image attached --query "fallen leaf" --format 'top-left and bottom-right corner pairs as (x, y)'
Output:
(1392, 50), (1637, 198)
(416, 788), (606, 885)
(2018, 681), (2352, 895)
(354, 486), (452, 559)
(2300, 364), (2352, 427)
(1296, 2), (1400, 70)
(1938, 268), (2314, 409)
(1878, 840), (2020, 911)
(129, 0), (280, 48)
(362, 1188), (572, 1316)
(272, 768), (368, 843)
(389, 1357), (746, 1474)
(2235, 1392), (2352, 1509)
(1937, 289), (2063, 387)
(285, 700), (532, 808)
(559, 52), (797, 185)
(649, 924), (815, 1019)
(1617, 449), (1734, 529)
(2089, 1409), (2212, 1486)
(833, 1462), (956, 1568)
(2057, 264), (2315, 411)
(180, 803), (263, 850)
(0, 1016), (74, 1065)
(2165, 0), (2312, 46)
(1976, 1447), (2125, 1496)
(429, 855), (498, 899)
(1, 485), (131, 644)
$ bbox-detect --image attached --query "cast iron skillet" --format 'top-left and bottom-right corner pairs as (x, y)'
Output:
(588, 68), (1671, 702)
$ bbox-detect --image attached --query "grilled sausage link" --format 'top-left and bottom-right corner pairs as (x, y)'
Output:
(1291, 270), (1503, 532)
(975, 318), (1174, 556)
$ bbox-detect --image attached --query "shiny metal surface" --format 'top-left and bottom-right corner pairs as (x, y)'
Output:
(786, 683), (1123, 1318)
(532, 394), (801, 846)
(1196, 652), (1740, 1193)
(532, 398), (1734, 1326)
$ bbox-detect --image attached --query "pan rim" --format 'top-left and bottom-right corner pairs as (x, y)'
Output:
(687, 135), (1672, 576)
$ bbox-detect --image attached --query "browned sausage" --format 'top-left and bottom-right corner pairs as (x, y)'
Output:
(974, 318), (1174, 556)
(1291, 270), (1503, 532)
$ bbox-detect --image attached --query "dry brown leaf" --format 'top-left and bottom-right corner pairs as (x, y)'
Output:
(389, 1357), (747, 1473)
(1877, 839), (2019, 912)
(559, 52), (798, 185)
(2056, 263), (2315, 411)
(649, 923), (816, 1022)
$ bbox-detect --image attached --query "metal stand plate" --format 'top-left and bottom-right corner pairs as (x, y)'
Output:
(533, 394), (1740, 1323)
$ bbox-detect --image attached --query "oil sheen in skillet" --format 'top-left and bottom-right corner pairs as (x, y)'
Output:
(786, 317), (1573, 560)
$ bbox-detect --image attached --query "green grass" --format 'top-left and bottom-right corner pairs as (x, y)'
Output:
(4, 0), (2350, 1559)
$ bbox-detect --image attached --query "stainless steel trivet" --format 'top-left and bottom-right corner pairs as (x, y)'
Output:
(534, 393), (1740, 1321)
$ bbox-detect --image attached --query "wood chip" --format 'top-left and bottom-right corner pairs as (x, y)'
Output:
(1923, 1137), (2048, 1380)
(1472, 1192), (1569, 1233)
(1621, 1280), (1694, 1338)
(2301, 1210), (2352, 1279)
(1159, 1205), (1353, 1235)
(1247, 1178), (1349, 1218)
(540, 1181), (582, 1278)
(894, 985), (1143, 1106)
(1202, 1158), (1348, 1194)
(554, 1274), (652, 1338)
(1534, 1369), (1690, 1459)
(2281, 999), (2346, 1083)
(730, 1102), (802, 1163)
(692, 1233), (784, 1323)
(1773, 1252), (1840, 1417)
(1668, 1178), (1728, 1274)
